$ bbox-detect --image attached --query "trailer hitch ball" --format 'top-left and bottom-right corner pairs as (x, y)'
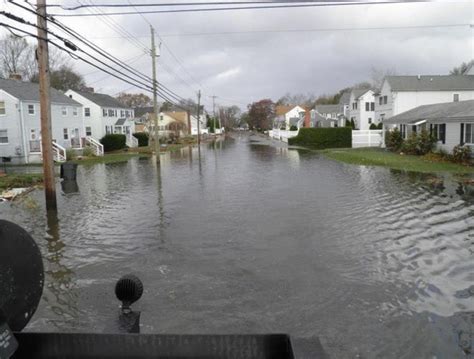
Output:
(115, 274), (143, 313)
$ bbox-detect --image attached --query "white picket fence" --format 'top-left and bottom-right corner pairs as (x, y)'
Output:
(269, 129), (299, 143)
(352, 130), (383, 148)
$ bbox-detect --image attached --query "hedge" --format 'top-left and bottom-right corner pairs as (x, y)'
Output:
(100, 134), (127, 152)
(133, 132), (149, 147)
(288, 127), (352, 149)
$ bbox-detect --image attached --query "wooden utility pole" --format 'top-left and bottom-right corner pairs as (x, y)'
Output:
(150, 25), (160, 162)
(196, 90), (201, 145)
(37, 0), (57, 211)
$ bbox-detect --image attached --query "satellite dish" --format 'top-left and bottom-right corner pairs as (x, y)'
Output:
(0, 220), (44, 331)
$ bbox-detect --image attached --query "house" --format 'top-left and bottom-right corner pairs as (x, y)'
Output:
(190, 114), (208, 135)
(313, 104), (345, 127)
(382, 99), (474, 154)
(0, 78), (85, 164)
(66, 89), (137, 147)
(338, 91), (351, 119)
(375, 75), (474, 122)
(348, 88), (376, 130)
(274, 105), (306, 130)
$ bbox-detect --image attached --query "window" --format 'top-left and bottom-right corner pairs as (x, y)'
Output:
(352, 102), (358, 110)
(453, 94), (459, 102)
(73, 107), (78, 116)
(368, 118), (372, 124)
(379, 97), (383, 105)
(103, 108), (108, 117)
(380, 114), (385, 121)
(0, 101), (5, 115)
(120, 110), (125, 117)
(114, 126), (121, 134)
(383, 96), (388, 105)
(62, 107), (67, 116)
(105, 125), (111, 134)
(400, 124), (406, 138)
(126, 110), (131, 118)
(371, 102), (375, 111)
(365, 102), (370, 111)
(430, 124), (446, 144)
(63, 128), (69, 140)
(108, 109), (115, 117)
(465, 123), (473, 144)
(85, 107), (90, 117)
(85, 126), (92, 136)
(0, 129), (8, 143)
(160, 115), (164, 121)
(28, 104), (35, 115)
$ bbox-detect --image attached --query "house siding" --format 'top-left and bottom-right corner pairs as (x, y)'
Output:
(0, 90), (24, 162)
(349, 90), (375, 131)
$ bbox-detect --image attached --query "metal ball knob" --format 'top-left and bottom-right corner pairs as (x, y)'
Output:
(115, 274), (143, 310)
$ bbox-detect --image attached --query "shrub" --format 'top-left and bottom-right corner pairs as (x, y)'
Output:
(385, 128), (404, 152)
(377, 122), (383, 129)
(66, 148), (77, 160)
(452, 145), (472, 163)
(369, 123), (378, 130)
(100, 134), (126, 152)
(345, 119), (352, 127)
(288, 127), (352, 149)
(401, 132), (419, 155)
(350, 119), (356, 130)
(82, 146), (96, 157)
(133, 132), (149, 147)
(289, 125), (298, 131)
(417, 129), (437, 155)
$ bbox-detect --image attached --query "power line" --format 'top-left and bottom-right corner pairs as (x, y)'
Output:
(47, 1), (429, 17)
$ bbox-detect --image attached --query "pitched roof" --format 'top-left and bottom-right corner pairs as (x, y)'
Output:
(383, 100), (474, 124)
(115, 118), (127, 125)
(134, 106), (154, 118)
(0, 78), (80, 105)
(351, 88), (373, 99)
(385, 75), (474, 91)
(72, 90), (130, 108)
(338, 91), (351, 105)
(314, 104), (342, 114)
(275, 105), (305, 116)
(165, 111), (187, 124)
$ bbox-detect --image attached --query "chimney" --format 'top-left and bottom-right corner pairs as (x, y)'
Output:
(9, 73), (22, 81)
(83, 87), (94, 93)
(304, 110), (311, 128)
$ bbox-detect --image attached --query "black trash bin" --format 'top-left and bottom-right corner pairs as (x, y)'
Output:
(60, 162), (78, 181)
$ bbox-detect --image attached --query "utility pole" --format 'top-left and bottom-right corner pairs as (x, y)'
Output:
(36, 0), (57, 211)
(210, 95), (219, 129)
(150, 25), (160, 162)
(196, 90), (201, 145)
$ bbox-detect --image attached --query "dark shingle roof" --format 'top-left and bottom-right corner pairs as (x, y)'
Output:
(314, 104), (342, 114)
(73, 90), (129, 108)
(383, 100), (474, 124)
(0, 78), (80, 105)
(115, 118), (127, 125)
(134, 106), (154, 117)
(385, 75), (474, 91)
(338, 91), (351, 105)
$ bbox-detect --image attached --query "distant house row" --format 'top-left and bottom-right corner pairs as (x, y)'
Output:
(0, 77), (206, 164)
(273, 64), (474, 153)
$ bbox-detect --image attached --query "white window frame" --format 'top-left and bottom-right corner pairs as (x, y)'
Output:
(0, 129), (8, 144)
(85, 126), (92, 136)
(28, 104), (35, 115)
(0, 101), (5, 116)
(120, 110), (125, 117)
(63, 128), (69, 140)
(103, 108), (108, 117)
(73, 107), (78, 116)
(61, 107), (67, 116)
(108, 109), (115, 117)
(85, 107), (91, 117)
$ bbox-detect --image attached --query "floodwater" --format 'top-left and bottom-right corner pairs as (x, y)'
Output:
(1, 133), (473, 358)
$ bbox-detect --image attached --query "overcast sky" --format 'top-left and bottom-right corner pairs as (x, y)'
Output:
(3, 0), (473, 110)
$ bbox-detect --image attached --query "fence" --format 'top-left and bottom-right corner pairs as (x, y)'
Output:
(269, 129), (299, 143)
(352, 130), (383, 148)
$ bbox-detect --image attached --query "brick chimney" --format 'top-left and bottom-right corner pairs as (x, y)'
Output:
(9, 73), (22, 81)
(304, 110), (311, 128)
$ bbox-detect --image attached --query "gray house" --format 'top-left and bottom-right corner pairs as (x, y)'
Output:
(0, 78), (85, 164)
(383, 99), (474, 154)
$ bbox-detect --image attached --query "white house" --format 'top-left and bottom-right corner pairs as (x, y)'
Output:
(375, 75), (474, 122)
(274, 105), (306, 130)
(190, 114), (208, 135)
(383, 99), (474, 154)
(314, 104), (345, 127)
(348, 88), (376, 131)
(0, 78), (85, 164)
(66, 89), (137, 147)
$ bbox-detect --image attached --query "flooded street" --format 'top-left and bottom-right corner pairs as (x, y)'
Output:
(1, 133), (473, 358)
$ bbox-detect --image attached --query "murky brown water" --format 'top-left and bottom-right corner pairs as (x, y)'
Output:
(1, 133), (473, 358)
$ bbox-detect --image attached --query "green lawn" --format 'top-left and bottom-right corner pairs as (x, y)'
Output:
(0, 173), (43, 190)
(321, 147), (474, 174)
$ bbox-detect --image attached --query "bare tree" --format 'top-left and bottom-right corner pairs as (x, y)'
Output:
(449, 60), (474, 75)
(370, 66), (397, 90)
(0, 35), (31, 78)
(218, 105), (241, 129)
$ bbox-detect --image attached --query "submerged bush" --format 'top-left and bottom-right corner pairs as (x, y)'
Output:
(100, 134), (126, 152)
(133, 132), (149, 147)
(452, 145), (472, 163)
